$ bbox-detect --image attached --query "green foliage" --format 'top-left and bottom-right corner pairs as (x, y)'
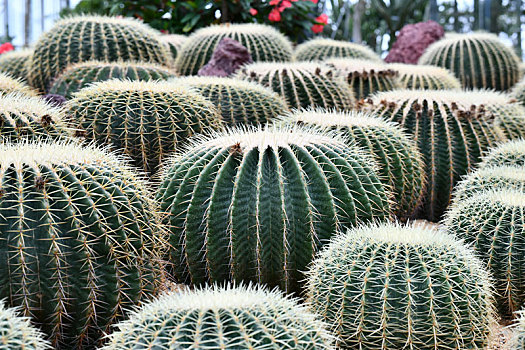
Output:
(388, 63), (461, 90)
(0, 49), (32, 82)
(479, 139), (525, 169)
(294, 38), (382, 61)
(0, 302), (50, 350)
(306, 222), (496, 349)
(64, 80), (222, 175)
(156, 124), (392, 293)
(0, 72), (37, 96)
(0, 140), (165, 349)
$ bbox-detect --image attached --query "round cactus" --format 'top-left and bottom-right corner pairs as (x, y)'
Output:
(0, 49), (32, 82)
(512, 77), (525, 105)
(0, 302), (50, 350)
(65, 80), (222, 174)
(49, 61), (177, 99)
(419, 33), (521, 91)
(510, 309), (525, 349)
(172, 76), (288, 126)
(445, 189), (525, 316)
(157, 124), (392, 293)
(294, 38), (381, 62)
(102, 284), (334, 350)
(306, 222), (496, 349)
(175, 23), (293, 76)
(367, 89), (506, 221)
(0, 140), (165, 348)
(325, 58), (400, 100)
(0, 72), (37, 96)
(480, 139), (525, 168)
(28, 15), (171, 93)
(387, 63), (461, 90)
(160, 34), (187, 61)
(279, 109), (424, 220)
(235, 62), (354, 110)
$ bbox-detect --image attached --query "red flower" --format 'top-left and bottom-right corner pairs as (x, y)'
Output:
(291, 0), (298, 2)
(268, 8), (281, 22)
(160, 29), (168, 34)
(0, 42), (14, 54)
(310, 0), (318, 4)
(269, 0), (280, 5)
(311, 24), (324, 33)
(278, 0), (292, 11)
(315, 13), (328, 24)
(249, 8), (258, 15)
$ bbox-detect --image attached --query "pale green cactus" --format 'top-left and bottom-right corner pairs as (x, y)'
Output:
(388, 63), (461, 90)
(294, 38), (381, 62)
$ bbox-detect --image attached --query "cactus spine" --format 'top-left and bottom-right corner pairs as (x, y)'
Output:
(0, 302), (50, 349)
(294, 38), (382, 62)
(306, 222), (496, 349)
(510, 309), (525, 349)
(388, 63), (461, 90)
(0, 72), (37, 96)
(160, 34), (187, 61)
(0, 49), (32, 82)
(480, 139), (525, 168)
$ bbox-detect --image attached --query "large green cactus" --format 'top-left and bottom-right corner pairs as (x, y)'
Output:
(279, 109), (424, 220)
(157, 125), (392, 293)
(102, 284), (334, 350)
(175, 23), (293, 76)
(0, 140), (165, 349)
(480, 139), (525, 168)
(294, 38), (381, 62)
(306, 222), (496, 349)
(65, 80), (222, 174)
(419, 33), (521, 91)
(28, 15), (171, 93)
(0, 302), (50, 349)
(235, 62), (354, 110)
(0, 49), (32, 82)
(172, 76), (288, 126)
(49, 61), (177, 99)
(0, 72), (37, 96)
(367, 90), (506, 221)
(387, 63), (461, 90)
(160, 34), (187, 61)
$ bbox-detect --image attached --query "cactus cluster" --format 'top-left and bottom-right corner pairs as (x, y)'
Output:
(0, 302), (50, 350)
(157, 125), (392, 293)
(0, 49), (32, 82)
(160, 34), (187, 61)
(419, 32), (521, 90)
(387, 63), (461, 90)
(176, 23), (293, 76)
(236, 62), (354, 110)
(480, 139), (525, 168)
(306, 222), (496, 349)
(65, 80), (222, 174)
(0, 72), (37, 96)
(49, 61), (177, 99)
(294, 38), (382, 62)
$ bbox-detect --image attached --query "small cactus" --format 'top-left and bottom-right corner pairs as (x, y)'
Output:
(235, 62), (355, 110)
(172, 76), (288, 126)
(156, 124), (392, 293)
(0, 72), (37, 96)
(419, 32), (521, 90)
(387, 63), (461, 90)
(49, 61), (177, 99)
(176, 23), (293, 76)
(306, 222), (496, 349)
(294, 38), (381, 62)
(160, 34), (187, 61)
(480, 139), (525, 168)
(0, 49), (32, 82)
(65, 80), (223, 174)
(28, 15), (171, 93)
(0, 302), (50, 350)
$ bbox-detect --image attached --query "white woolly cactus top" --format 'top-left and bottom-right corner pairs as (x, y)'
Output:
(0, 72), (36, 96)
(72, 79), (199, 97)
(0, 92), (62, 118)
(283, 109), (395, 129)
(0, 48), (32, 60)
(171, 75), (281, 95)
(160, 34), (187, 45)
(326, 58), (395, 74)
(470, 164), (525, 182)
(460, 188), (525, 208)
(59, 60), (177, 72)
(238, 61), (335, 75)
(388, 63), (455, 76)
(0, 302), (51, 349)
(480, 139), (525, 165)
(192, 22), (290, 38)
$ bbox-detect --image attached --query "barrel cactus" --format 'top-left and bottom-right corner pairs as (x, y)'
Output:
(0, 302), (51, 349)
(512, 77), (525, 106)
(510, 310), (525, 349)
(65, 80), (222, 174)
(173, 76), (288, 126)
(157, 125), (392, 293)
(28, 15), (171, 93)
(176, 23), (293, 76)
(0, 72), (37, 96)
(419, 33), (521, 91)
(236, 62), (354, 110)
(0, 140), (165, 348)
(306, 222), (496, 349)
(480, 139), (525, 168)
(366, 89), (506, 221)
(160, 34), (187, 61)
(102, 284), (334, 350)
(326, 58), (400, 100)
(49, 61), (177, 99)
(388, 63), (461, 90)
(294, 38), (381, 62)
(279, 109), (424, 220)
(0, 49), (32, 82)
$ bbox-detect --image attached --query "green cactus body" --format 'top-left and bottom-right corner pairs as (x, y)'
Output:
(157, 125), (392, 293)
(279, 109), (424, 220)
(0, 49), (32, 82)
(172, 76), (288, 126)
(102, 284), (334, 350)
(294, 38), (381, 62)
(160, 34), (187, 61)
(235, 62), (355, 110)
(325, 59), (400, 100)
(49, 61), (177, 99)
(306, 222), (496, 349)
(65, 80), (222, 174)
(0, 140), (165, 349)
(480, 139), (525, 168)
(0, 72), (37, 96)
(367, 90), (506, 221)
(28, 15), (171, 93)
(0, 302), (50, 350)
(514, 77), (525, 106)
(445, 189), (525, 316)
(387, 63), (461, 90)
(175, 24), (293, 76)
(419, 33), (521, 90)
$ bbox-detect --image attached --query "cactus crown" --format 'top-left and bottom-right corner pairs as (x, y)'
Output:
(0, 72), (36, 96)
(510, 309), (525, 349)
(0, 49), (32, 81)
(160, 34), (187, 59)
(480, 139), (525, 168)
(294, 38), (381, 61)
(371, 88), (510, 106)
(387, 63), (461, 89)
(0, 302), (50, 349)
(327, 58), (398, 77)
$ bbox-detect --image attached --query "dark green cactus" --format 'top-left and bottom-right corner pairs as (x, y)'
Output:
(0, 72), (37, 96)
(480, 139), (525, 168)
(0, 140), (166, 349)
(160, 34), (187, 61)
(306, 222), (496, 349)
(388, 63), (461, 90)
(49, 61), (177, 99)
(367, 90), (506, 221)
(419, 33), (521, 91)
(102, 284), (334, 350)
(156, 125), (392, 293)
(0, 302), (50, 349)
(28, 15), (171, 93)
(294, 38), (381, 62)
(64, 80), (223, 174)
(0, 49), (32, 82)
(175, 23), (293, 76)
(235, 62), (354, 110)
